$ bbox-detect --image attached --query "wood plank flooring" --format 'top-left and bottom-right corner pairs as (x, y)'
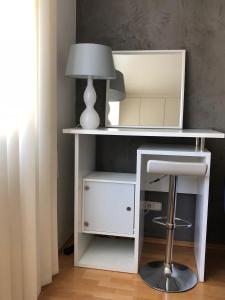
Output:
(38, 242), (225, 300)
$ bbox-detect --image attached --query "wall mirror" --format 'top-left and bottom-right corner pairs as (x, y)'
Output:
(105, 50), (185, 129)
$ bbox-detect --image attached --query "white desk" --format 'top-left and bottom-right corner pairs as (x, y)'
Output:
(63, 127), (224, 281)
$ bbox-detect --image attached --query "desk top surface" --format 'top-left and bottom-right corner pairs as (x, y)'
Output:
(63, 127), (225, 139)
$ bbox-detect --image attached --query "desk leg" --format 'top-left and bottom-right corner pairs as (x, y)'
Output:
(200, 138), (205, 151)
(195, 138), (200, 149)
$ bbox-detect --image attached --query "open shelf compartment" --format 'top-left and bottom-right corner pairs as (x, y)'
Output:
(78, 235), (135, 273)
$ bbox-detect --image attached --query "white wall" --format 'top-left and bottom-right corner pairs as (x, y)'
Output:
(57, 0), (76, 248)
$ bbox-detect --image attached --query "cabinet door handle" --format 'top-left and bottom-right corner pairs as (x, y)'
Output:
(84, 185), (90, 191)
(126, 207), (131, 211)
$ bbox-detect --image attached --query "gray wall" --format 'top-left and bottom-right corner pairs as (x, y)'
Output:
(76, 0), (225, 244)
(57, 0), (76, 248)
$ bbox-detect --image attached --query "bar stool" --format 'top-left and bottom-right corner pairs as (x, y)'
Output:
(139, 159), (207, 292)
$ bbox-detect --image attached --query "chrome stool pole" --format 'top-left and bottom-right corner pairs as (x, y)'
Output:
(164, 175), (176, 275)
(139, 173), (198, 292)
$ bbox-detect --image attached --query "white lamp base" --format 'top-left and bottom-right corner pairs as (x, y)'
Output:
(80, 78), (100, 129)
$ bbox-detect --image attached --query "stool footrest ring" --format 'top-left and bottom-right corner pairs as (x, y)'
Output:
(152, 216), (192, 228)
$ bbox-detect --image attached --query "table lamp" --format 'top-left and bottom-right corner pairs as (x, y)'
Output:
(66, 43), (115, 129)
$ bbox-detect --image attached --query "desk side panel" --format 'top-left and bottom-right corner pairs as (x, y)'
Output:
(194, 153), (211, 282)
(134, 152), (145, 272)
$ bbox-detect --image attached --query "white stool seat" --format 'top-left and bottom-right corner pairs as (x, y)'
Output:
(147, 160), (207, 176)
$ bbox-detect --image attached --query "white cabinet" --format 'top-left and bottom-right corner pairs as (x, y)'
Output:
(82, 172), (136, 237)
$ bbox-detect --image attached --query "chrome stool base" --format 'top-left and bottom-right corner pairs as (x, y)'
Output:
(139, 261), (197, 293)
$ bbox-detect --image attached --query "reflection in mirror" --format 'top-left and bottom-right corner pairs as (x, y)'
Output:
(107, 70), (126, 102)
(105, 50), (185, 129)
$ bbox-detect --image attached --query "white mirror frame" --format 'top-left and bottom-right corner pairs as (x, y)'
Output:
(105, 50), (186, 129)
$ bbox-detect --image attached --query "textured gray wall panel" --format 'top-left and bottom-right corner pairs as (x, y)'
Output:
(76, 0), (225, 243)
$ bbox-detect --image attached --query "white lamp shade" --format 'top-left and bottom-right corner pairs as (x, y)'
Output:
(65, 43), (116, 79)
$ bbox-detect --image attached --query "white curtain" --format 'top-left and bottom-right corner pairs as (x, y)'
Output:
(0, 1), (58, 299)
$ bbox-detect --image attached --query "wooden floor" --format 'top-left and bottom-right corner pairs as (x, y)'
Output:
(38, 242), (225, 300)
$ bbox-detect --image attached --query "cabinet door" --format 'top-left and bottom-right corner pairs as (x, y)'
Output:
(83, 181), (135, 236)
